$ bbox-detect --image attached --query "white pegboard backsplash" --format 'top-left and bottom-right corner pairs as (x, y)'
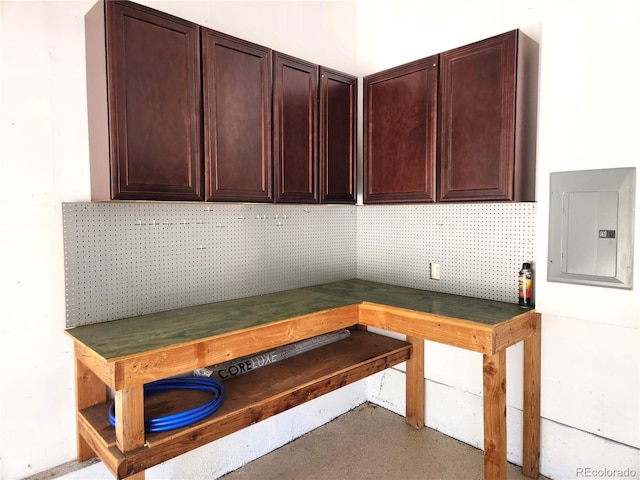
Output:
(357, 203), (536, 303)
(62, 202), (535, 327)
(62, 203), (357, 326)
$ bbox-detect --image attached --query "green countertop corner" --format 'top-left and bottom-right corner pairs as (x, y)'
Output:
(66, 279), (531, 360)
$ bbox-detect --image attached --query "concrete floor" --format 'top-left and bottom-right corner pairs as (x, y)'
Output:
(221, 403), (548, 480)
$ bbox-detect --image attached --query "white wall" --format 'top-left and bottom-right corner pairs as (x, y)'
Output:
(1, 2), (95, 478)
(2, 0), (639, 479)
(533, 0), (640, 474)
(535, 0), (640, 328)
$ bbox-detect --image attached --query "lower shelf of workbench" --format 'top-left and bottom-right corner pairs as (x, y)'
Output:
(77, 328), (412, 479)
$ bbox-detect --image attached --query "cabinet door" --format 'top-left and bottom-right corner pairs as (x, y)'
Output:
(438, 30), (521, 202)
(102, 1), (203, 201)
(319, 68), (357, 204)
(363, 56), (438, 204)
(273, 52), (319, 203)
(202, 29), (273, 202)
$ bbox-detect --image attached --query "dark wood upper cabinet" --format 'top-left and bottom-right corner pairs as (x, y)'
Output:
(363, 30), (537, 204)
(363, 56), (438, 204)
(88, 0), (203, 201)
(87, 1), (356, 204)
(273, 52), (319, 203)
(202, 29), (273, 202)
(88, 2), (533, 206)
(438, 30), (537, 202)
(319, 67), (357, 204)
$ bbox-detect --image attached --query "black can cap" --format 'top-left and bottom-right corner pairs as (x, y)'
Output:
(522, 263), (531, 269)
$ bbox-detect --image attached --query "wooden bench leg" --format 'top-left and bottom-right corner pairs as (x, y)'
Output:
(405, 335), (424, 429)
(115, 385), (146, 479)
(74, 351), (105, 461)
(523, 313), (541, 478)
(483, 349), (507, 479)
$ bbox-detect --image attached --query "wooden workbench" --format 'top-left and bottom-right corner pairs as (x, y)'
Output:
(66, 279), (540, 480)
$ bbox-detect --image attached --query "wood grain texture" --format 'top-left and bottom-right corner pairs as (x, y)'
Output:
(359, 302), (494, 354)
(405, 335), (425, 428)
(115, 386), (145, 455)
(319, 67), (357, 204)
(313, 280), (532, 325)
(439, 30), (517, 202)
(73, 341), (115, 391)
(522, 313), (541, 478)
(75, 353), (106, 461)
(202, 28), (273, 202)
(438, 30), (537, 203)
(483, 350), (507, 479)
(103, 1), (203, 201)
(491, 309), (538, 354)
(65, 280), (533, 363)
(77, 330), (411, 477)
(77, 414), (123, 478)
(273, 51), (319, 203)
(363, 56), (438, 204)
(66, 286), (355, 360)
(112, 305), (358, 389)
(68, 279), (539, 480)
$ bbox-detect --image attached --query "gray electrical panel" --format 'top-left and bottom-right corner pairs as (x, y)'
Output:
(548, 167), (636, 289)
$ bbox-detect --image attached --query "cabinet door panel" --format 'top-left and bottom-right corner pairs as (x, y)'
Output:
(202, 30), (272, 202)
(319, 68), (357, 204)
(273, 53), (319, 203)
(364, 57), (438, 204)
(438, 30), (517, 202)
(105, 1), (203, 201)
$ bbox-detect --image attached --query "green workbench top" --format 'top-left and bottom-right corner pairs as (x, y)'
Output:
(65, 279), (531, 361)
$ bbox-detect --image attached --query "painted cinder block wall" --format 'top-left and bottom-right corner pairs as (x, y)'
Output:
(1, 0), (638, 479)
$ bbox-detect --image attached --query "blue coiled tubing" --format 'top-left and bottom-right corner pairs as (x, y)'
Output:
(108, 377), (225, 432)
